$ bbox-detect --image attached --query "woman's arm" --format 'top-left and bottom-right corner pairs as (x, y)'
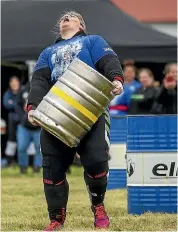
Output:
(90, 35), (124, 84)
(27, 67), (51, 111)
(27, 49), (51, 111)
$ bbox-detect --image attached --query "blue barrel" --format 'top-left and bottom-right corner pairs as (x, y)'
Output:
(107, 117), (127, 189)
(126, 115), (177, 214)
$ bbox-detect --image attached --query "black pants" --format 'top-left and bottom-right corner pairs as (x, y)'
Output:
(40, 113), (110, 221)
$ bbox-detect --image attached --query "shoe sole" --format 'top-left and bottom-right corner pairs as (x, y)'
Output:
(44, 224), (64, 231)
(94, 223), (110, 230)
(95, 226), (110, 230)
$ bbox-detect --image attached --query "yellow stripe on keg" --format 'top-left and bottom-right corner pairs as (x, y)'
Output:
(51, 86), (97, 123)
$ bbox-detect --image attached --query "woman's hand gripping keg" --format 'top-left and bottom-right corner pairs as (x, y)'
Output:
(111, 80), (123, 95)
(28, 110), (39, 126)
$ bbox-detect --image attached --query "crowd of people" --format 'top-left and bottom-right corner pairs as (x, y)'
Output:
(1, 61), (177, 172)
(2, 77), (42, 173)
(110, 61), (177, 116)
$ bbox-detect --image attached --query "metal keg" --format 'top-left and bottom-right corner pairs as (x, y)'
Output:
(33, 58), (115, 147)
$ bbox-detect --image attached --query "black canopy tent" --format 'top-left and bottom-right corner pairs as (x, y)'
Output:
(1, 0), (177, 62)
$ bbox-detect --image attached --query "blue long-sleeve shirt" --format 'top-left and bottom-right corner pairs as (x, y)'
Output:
(28, 32), (124, 109)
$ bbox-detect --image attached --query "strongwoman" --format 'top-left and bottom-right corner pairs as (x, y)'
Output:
(27, 11), (124, 231)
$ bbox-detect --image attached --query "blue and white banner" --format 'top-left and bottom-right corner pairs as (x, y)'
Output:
(126, 152), (177, 186)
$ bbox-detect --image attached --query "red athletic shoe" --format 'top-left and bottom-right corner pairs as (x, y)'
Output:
(43, 220), (62, 231)
(92, 203), (110, 229)
(44, 208), (66, 231)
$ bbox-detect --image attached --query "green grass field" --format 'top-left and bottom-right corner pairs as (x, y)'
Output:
(1, 166), (177, 231)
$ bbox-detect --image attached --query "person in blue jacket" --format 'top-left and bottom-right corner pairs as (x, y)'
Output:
(27, 11), (124, 231)
(109, 62), (142, 115)
(3, 76), (21, 164)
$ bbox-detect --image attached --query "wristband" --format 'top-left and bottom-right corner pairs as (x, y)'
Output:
(114, 76), (124, 84)
(27, 105), (36, 112)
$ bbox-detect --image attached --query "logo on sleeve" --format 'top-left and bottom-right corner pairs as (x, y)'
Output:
(104, 47), (113, 52)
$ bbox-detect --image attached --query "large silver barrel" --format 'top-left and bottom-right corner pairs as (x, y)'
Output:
(33, 58), (115, 147)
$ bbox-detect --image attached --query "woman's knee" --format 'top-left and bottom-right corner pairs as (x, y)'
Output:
(42, 155), (67, 185)
(84, 161), (109, 178)
(83, 161), (109, 190)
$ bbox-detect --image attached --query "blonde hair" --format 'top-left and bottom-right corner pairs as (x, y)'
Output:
(53, 11), (86, 37)
(163, 62), (177, 75)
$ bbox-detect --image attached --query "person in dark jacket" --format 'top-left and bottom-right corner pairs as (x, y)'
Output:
(27, 11), (124, 231)
(129, 68), (157, 114)
(153, 74), (177, 114)
(15, 83), (42, 174)
(3, 76), (21, 164)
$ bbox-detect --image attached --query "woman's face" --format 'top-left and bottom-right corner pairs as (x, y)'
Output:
(167, 64), (177, 80)
(139, 71), (153, 88)
(9, 77), (20, 92)
(124, 66), (136, 82)
(59, 14), (82, 35)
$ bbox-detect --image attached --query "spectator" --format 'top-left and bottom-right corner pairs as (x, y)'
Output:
(163, 62), (177, 81)
(3, 76), (21, 165)
(153, 74), (177, 114)
(129, 68), (157, 114)
(1, 118), (7, 167)
(109, 61), (141, 115)
(15, 83), (42, 174)
(153, 81), (160, 89)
